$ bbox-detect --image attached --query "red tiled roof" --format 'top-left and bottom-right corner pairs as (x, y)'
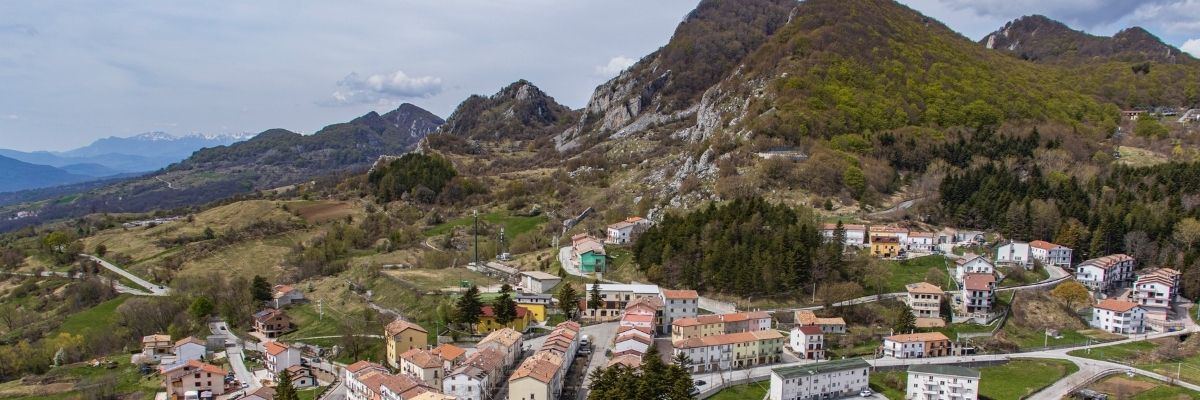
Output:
(346, 360), (385, 374)
(797, 325), (822, 335)
(906, 282), (943, 295)
(1095, 299), (1140, 313)
(400, 348), (445, 369)
(963, 273), (996, 291)
(1030, 240), (1061, 250)
(662, 289), (699, 299)
(1078, 254), (1134, 271)
(885, 332), (950, 343)
(263, 341), (290, 356)
(431, 344), (466, 361)
(385, 319), (428, 336)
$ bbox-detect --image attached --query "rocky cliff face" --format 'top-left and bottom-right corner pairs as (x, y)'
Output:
(981, 15), (1195, 64)
(438, 80), (578, 141)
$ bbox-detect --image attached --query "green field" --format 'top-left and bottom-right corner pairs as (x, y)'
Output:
(1069, 339), (1200, 386)
(869, 359), (1077, 400)
(1001, 322), (1090, 349)
(1087, 374), (1200, 399)
(708, 381), (769, 400)
(53, 295), (130, 337)
(424, 211), (548, 238)
(881, 255), (949, 293)
(868, 369), (908, 399)
(0, 352), (160, 399)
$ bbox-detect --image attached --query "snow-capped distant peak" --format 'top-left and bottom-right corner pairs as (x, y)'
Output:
(130, 131), (177, 141)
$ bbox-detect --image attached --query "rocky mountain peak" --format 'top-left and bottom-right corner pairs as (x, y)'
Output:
(981, 15), (1194, 64)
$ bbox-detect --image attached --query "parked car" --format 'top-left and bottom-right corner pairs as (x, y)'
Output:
(860, 389), (873, 397)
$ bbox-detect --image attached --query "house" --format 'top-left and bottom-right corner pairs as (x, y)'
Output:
(1030, 240), (1072, 268)
(1090, 299), (1145, 334)
(253, 309), (292, 338)
(399, 348), (447, 387)
(671, 311), (774, 341)
(509, 351), (565, 400)
(571, 234), (608, 273)
(870, 234), (901, 258)
(345, 360), (433, 400)
(961, 273), (997, 315)
(995, 241), (1032, 268)
(581, 283), (661, 321)
(244, 387), (276, 400)
(793, 310), (847, 334)
(789, 325), (824, 360)
(821, 223), (867, 247)
(906, 364), (981, 400)
(272, 284), (305, 308)
(768, 358), (871, 400)
(443, 348), (505, 400)
(430, 343), (467, 368)
(621, 295), (665, 332)
(661, 289), (699, 333)
(285, 365), (317, 388)
(161, 360), (227, 399)
(263, 341), (302, 382)
(906, 282), (945, 327)
(871, 226), (910, 245)
(606, 217), (652, 245)
(477, 328), (524, 368)
(672, 330), (784, 372)
(519, 271), (561, 294)
(606, 354), (644, 369)
(140, 334), (173, 363)
(171, 337), (208, 366)
(907, 231), (936, 252)
(881, 332), (951, 358)
(954, 254), (994, 285)
(1133, 268), (1181, 321)
(409, 393), (457, 400)
(476, 305), (531, 334)
(515, 293), (553, 322)
(385, 320), (429, 369)
(1075, 254), (1136, 293)
(613, 326), (654, 356)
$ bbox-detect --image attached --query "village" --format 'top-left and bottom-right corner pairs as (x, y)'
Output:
(125, 214), (1199, 400)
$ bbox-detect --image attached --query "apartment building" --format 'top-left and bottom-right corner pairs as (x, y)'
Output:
(661, 289), (699, 332)
(671, 311), (773, 341)
(881, 332), (952, 359)
(768, 358), (871, 400)
(672, 330), (784, 372)
(961, 273), (996, 315)
(443, 348), (505, 400)
(1133, 268), (1181, 320)
(906, 364), (981, 400)
(1075, 254), (1135, 293)
(581, 283), (661, 321)
(789, 325), (825, 360)
(905, 282), (944, 321)
(954, 254), (994, 285)
(1030, 240), (1072, 268)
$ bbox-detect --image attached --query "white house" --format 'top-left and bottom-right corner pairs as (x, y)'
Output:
(881, 332), (952, 359)
(612, 329), (653, 356)
(263, 341), (303, 382)
(661, 289), (699, 333)
(443, 349), (503, 400)
(272, 285), (305, 308)
(1133, 268), (1181, 320)
(1030, 240), (1072, 268)
(789, 325), (824, 360)
(905, 282), (944, 325)
(961, 273), (996, 315)
(519, 271), (562, 294)
(606, 217), (653, 245)
(995, 241), (1032, 268)
(907, 231), (936, 252)
(169, 337), (208, 367)
(1091, 299), (1145, 334)
(906, 364), (981, 400)
(1075, 254), (1135, 294)
(821, 223), (867, 247)
(768, 358), (871, 400)
(954, 254), (994, 285)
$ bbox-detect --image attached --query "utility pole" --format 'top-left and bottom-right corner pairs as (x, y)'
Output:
(473, 210), (479, 267)
(318, 299), (324, 322)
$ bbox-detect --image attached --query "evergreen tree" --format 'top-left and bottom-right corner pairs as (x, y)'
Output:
(275, 368), (298, 400)
(251, 275), (273, 302)
(587, 279), (603, 314)
(893, 303), (916, 333)
(672, 352), (691, 369)
(456, 285), (483, 330)
(493, 284), (518, 326)
(556, 284), (580, 319)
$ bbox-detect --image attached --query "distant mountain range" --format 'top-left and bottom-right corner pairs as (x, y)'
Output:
(0, 155), (96, 193)
(0, 132), (253, 177)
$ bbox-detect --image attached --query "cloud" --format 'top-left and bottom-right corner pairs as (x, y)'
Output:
(594, 56), (636, 77)
(322, 70), (443, 106)
(1184, 39), (1200, 57)
(3, 114), (18, 120)
(1128, 1), (1200, 34)
(934, 0), (1193, 30)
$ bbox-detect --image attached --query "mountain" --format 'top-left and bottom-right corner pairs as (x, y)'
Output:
(981, 15), (1197, 65)
(0, 155), (93, 193)
(437, 80), (578, 141)
(0, 132), (252, 174)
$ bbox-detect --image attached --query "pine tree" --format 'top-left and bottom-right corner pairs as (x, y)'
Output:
(556, 284), (580, 319)
(456, 285), (483, 330)
(894, 303), (917, 333)
(251, 275), (273, 303)
(275, 369), (298, 400)
(587, 278), (603, 314)
(494, 284), (518, 326)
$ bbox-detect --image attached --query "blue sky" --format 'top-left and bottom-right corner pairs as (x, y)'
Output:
(1, 0), (1198, 151)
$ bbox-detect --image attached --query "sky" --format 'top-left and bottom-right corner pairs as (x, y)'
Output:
(1, 0), (1198, 152)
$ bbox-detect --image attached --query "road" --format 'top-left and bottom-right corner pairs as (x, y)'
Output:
(1, 270), (159, 296)
(210, 320), (258, 399)
(866, 197), (921, 218)
(524, 321), (619, 393)
(80, 254), (170, 296)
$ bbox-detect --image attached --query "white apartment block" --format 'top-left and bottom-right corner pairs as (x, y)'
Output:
(906, 364), (980, 400)
(1090, 299), (1145, 334)
(789, 325), (824, 360)
(821, 223), (867, 247)
(1030, 240), (1072, 267)
(661, 289), (699, 333)
(768, 358), (871, 400)
(954, 254), (994, 285)
(1133, 268), (1181, 320)
(907, 232), (936, 252)
(995, 241), (1032, 267)
(905, 282), (944, 320)
(1075, 254), (1135, 293)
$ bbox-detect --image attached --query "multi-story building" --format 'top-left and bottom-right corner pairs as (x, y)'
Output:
(871, 226), (910, 246)
(870, 234), (901, 258)
(1075, 254), (1135, 293)
(1091, 299), (1145, 334)
(253, 308), (291, 338)
(1133, 268), (1181, 320)
(161, 360), (227, 398)
(605, 217), (652, 245)
(907, 231), (936, 252)
(477, 328), (524, 369)
(906, 364), (981, 400)
(508, 351), (565, 400)
(794, 310), (847, 334)
(344, 360), (432, 400)
(140, 334), (173, 363)
(514, 293), (552, 322)
(768, 358), (871, 400)
(581, 283), (661, 321)
(263, 341), (302, 382)
(881, 332), (951, 359)
(670, 311), (773, 341)
(476, 305), (531, 334)
(613, 326), (653, 356)
(1030, 240), (1072, 268)
(571, 234), (607, 273)
(905, 282), (944, 322)
(789, 325), (824, 360)
(443, 348), (504, 400)
(954, 254), (994, 285)
(995, 241), (1032, 267)
(661, 289), (699, 332)
(399, 348), (447, 388)
(821, 223), (867, 247)
(961, 273), (996, 315)
(672, 330), (784, 372)
(621, 296), (664, 332)
(385, 320), (429, 369)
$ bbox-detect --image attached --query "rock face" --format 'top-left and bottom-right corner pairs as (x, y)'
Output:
(438, 80), (578, 141)
(981, 15), (1195, 64)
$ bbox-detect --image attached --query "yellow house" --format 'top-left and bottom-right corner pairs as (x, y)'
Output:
(870, 234), (900, 258)
(670, 314), (725, 341)
(476, 305), (531, 334)
(385, 320), (428, 369)
(515, 302), (547, 322)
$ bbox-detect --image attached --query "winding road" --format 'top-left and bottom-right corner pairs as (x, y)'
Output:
(80, 254), (171, 296)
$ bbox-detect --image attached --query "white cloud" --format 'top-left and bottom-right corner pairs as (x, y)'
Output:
(1184, 38), (1200, 57)
(594, 56), (636, 77)
(3, 114), (17, 120)
(323, 70), (444, 106)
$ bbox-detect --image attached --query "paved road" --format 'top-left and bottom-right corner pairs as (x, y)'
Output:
(210, 320), (257, 398)
(1, 270), (158, 296)
(80, 254), (170, 296)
